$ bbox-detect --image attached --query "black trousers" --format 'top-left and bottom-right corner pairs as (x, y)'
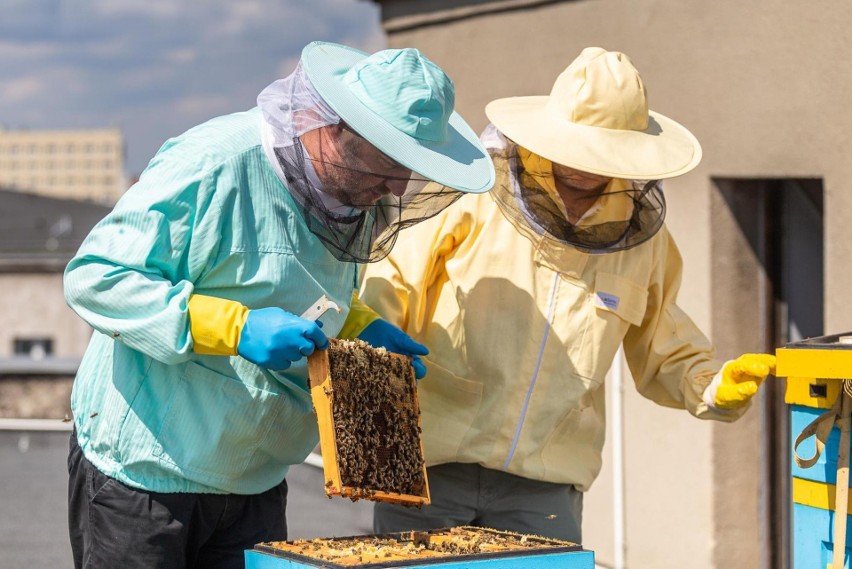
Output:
(68, 430), (288, 569)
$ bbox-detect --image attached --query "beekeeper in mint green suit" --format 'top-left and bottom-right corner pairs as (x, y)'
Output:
(63, 41), (494, 569)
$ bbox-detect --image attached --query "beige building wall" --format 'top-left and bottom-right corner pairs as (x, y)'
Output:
(0, 128), (125, 204)
(373, 0), (852, 567)
(0, 274), (92, 358)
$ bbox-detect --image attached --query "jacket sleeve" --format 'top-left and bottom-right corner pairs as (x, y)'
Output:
(358, 199), (473, 334)
(622, 228), (746, 422)
(63, 151), (224, 365)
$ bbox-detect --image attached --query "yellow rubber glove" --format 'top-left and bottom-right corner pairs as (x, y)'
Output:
(703, 353), (776, 410)
(337, 291), (381, 340)
(187, 294), (249, 356)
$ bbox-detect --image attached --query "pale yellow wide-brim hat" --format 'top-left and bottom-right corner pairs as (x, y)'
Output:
(485, 47), (702, 180)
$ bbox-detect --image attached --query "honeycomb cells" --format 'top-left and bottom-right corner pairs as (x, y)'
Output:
(258, 526), (580, 566)
(326, 338), (426, 497)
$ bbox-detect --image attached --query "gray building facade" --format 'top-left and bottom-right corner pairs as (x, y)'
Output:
(369, 1), (846, 567)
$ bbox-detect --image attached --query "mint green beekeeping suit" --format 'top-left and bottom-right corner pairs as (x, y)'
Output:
(64, 107), (356, 494)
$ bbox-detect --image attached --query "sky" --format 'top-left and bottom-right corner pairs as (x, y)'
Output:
(0, 0), (385, 174)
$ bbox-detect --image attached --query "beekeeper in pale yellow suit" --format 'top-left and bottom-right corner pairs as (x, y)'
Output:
(351, 47), (775, 543)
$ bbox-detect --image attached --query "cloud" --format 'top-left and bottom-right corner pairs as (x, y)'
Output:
(173, 95), (234, 120)
(0, 0), (385, 173)
(0, 39), (61, 60)
(1, 77), (44, 103)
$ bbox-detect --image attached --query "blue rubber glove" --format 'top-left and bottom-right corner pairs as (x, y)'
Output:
(237, 308), (328, 370)
(358, 319), (429, 380)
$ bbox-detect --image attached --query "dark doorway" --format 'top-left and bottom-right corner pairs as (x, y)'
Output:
(713, 178), (824, 569)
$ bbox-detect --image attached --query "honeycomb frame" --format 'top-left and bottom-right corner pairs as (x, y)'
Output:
(307, 338), (430, 506)
(255, 526), (582, 568)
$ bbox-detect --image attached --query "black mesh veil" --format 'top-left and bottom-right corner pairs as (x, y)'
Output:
(258, 63), (462, 263)
(482, 124), (665, 254)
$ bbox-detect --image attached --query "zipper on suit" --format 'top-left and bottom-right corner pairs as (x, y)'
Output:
(502, 271), (561, 469)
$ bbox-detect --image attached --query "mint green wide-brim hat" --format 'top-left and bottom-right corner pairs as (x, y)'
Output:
(301, 41), (495, 194)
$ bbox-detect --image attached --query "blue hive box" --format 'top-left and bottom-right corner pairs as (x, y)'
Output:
(778, 333), (852, 568)
(244, 526), (595, 568)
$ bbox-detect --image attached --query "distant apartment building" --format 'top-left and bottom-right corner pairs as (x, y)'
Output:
(0, 127), (125, 204)
(0, 188), (111, 360)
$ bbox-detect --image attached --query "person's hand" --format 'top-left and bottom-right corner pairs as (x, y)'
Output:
(704, 353), (776, 410)
(358, 319), (429, 380)
(237, 308), (328, 370)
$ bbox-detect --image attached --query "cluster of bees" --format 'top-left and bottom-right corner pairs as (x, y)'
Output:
(416, 527), (556, 554)
(261, 526), (577, 566)
(326, 338), (426, 497)
(271, 536), (424, 565)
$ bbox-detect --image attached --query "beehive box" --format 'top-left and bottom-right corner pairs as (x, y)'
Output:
(776, 332), (852, 568)
(307, 338), (429, 506)
(248, 526), (592, 568)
